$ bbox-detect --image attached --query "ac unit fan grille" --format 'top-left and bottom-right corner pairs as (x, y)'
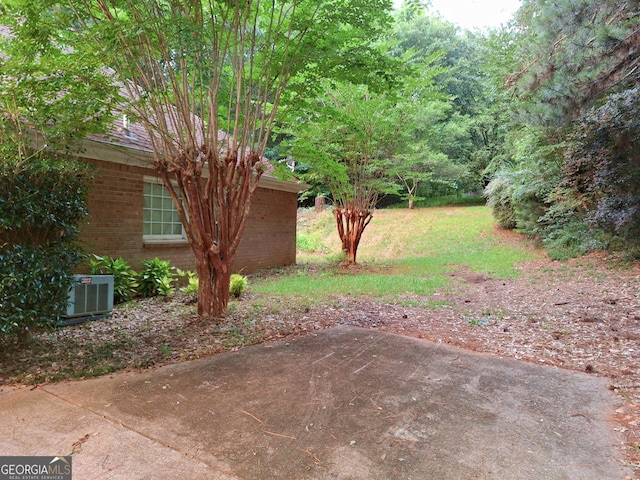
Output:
(65, 275), (114, 319)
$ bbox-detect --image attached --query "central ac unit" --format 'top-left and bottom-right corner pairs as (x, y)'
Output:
(63, 274), (114, 325)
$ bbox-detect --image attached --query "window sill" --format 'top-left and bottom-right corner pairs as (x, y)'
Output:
(143, 238), (189, 247)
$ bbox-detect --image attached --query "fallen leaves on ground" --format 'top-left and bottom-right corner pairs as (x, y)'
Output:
(0, 251), (638, 476)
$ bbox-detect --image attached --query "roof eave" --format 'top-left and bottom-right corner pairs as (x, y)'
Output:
(78, 138), (309, 194)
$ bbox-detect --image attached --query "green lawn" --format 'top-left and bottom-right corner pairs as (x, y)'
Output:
(253, 206), (540, 302)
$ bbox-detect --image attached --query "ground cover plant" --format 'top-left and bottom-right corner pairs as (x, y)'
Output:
(1, 205), (639, 474)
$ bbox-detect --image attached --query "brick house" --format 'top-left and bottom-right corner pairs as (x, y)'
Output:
(68, 116), (307, 274)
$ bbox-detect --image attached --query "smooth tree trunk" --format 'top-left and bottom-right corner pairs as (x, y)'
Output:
(334, 207), (373, 265)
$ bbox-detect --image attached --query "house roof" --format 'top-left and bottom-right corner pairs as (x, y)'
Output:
(75, 115), (309, 194)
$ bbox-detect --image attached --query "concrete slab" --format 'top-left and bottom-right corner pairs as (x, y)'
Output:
(1, 326), (631, 479)
(0, 385), (234, 479)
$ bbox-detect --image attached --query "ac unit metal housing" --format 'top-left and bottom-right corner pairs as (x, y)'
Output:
(63, 274), (114, 325)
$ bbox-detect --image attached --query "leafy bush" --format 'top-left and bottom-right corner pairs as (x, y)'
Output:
(296, 231), (325, 252)
(564, 87), (640, 248)
(0, 244), (82, 339)
(89, 255), (139, 304)
(484, 173), (517, 229)
(0, 156), (91, 340)
(175, 270), (248, 298)
(230, 274), (248, 298)
(0, 157), (91, 247)
(138, 258), (176, 297)
(176, 269), (199, 294)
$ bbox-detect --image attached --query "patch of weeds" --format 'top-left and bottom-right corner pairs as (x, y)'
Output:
(221, 326), (248, 348)
(397, 299), (422, 307)
(326, 250), (347, 265)
(159, 344), (172, 357)
(297, 231), (325, 252)
(115, 329), (134, 345)
(465, 315), (492, 327)
(481, 307), (506, 320)
(115, 300), (139, 311)
(427, 300), (451, 308)
(552, 329), (573, 336)
(251, 302), (265, 314)
(220, 321), (263, 349)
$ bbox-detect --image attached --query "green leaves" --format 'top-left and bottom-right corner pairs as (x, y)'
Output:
(138, 258), (176, 298)
(0, 244), (82, 338)
(0, 157), (92, 247)
(0, 155), (92, 339)
(508, 0), (639, 126)
(90, 255), (139, 304)
(1, 3), (119, 154)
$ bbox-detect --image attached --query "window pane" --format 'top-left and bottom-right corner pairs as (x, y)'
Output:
(151, 183), (163, 196)
(143, 181), (184, 239)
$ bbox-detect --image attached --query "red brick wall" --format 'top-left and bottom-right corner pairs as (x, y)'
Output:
(79, 159), (297, 274)
(232, 186), (298, 274)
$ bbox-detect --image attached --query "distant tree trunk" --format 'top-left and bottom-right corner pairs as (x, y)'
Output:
(408, 198), (415, 209)
(314, 195), (326, 212)
(334, 206), (373, 265)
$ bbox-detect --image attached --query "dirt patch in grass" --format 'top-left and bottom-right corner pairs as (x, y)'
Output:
(1, 251), (639, 476)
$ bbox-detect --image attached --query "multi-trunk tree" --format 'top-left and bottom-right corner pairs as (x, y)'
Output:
(16, 0), (394, 316)
(291, 81), (402, 264)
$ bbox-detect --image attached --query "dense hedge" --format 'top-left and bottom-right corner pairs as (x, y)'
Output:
(0, 156), (91, 339)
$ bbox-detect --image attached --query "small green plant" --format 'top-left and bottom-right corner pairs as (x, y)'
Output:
(465, 316), (491, 327)
(230, 274), (248, 298)
(138, 258), (176, 297)
(159, 344), (172, 357)
(176, 269), (199, 294)
(296, 231), (325, 252)
(90, 255), (139, 303)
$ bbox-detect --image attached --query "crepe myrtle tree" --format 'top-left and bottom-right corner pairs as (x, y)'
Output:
(51, 0), (395, 316)
(291, 81), (402, 265)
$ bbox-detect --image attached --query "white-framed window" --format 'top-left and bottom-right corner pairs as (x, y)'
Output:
(143, 177), (185, 241)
